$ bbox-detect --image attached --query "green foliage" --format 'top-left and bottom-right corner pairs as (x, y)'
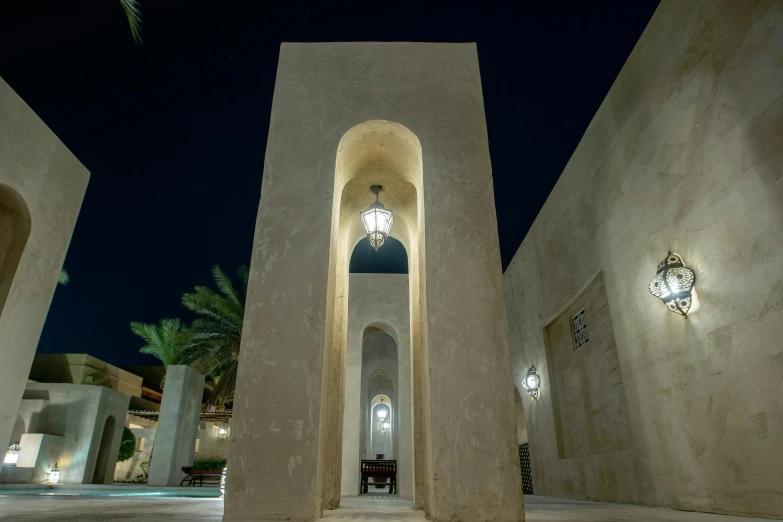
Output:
(119, 0), (143, 45)
(140, 460), (150, 478)
(130, 318), (190, 369)
(192, 458), (227, 471)
(117, 427), (136, 463)
(182, 266), (247, 406)
(58, 269), (70, 286)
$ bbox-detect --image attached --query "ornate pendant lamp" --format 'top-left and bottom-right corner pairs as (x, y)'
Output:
(648, 252), (696, 317)
(360, 185), (394, 251)
(522, 365), (541, 400)
(376, 398), (391, 433)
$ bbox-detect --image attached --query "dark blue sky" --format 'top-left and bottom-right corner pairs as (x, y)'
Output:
(0, 1), (659, 366)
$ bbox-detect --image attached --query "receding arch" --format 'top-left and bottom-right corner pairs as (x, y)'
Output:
(321, 119), (429, 510)
(92, 415), (117, 484)
(350, 237), (408, 274)
(0, 184), (32, 317)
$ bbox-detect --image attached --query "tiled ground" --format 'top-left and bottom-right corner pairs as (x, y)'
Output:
(0, 494), (777, 521)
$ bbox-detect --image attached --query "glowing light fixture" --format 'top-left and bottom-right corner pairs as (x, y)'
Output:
(380, 420), (391, 433)
(220, 467), (227, 497)
(360, 185), (394, 251)
(522, 365), (541, 400)
(217, 427), (229, 439)
(46, 463), (61, 484)
(648, 252), (696, 317)
(4, 441), (21, 466)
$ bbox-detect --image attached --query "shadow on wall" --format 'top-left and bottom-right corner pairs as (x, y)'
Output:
(0, 184), (31, 320)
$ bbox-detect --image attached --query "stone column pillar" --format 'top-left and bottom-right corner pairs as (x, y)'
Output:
(148, 365), (204, 486)
(0, 79), (89, 451)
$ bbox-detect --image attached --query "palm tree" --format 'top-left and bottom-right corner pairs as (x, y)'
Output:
(182, 266), (247, 407)
(120, 0), (143, 44)
(130, 318), (190, 389)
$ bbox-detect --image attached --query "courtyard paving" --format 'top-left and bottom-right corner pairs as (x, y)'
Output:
(0, 494), (777, 521)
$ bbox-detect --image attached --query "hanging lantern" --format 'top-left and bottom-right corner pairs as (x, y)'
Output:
(4, 441), (21, 466)
(380, 420), (391, 433)
(217, 427), (229, 439)
(46, 463), (61, 484)
(220, 466), (227, 497)
(522, 365), (541, 400)
(360, 185), (394, 251)
(648, 252), (696, 317)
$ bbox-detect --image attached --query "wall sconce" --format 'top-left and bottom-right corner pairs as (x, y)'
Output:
(648, 252), (696, 317)
(4, 441), (21, 466)
(46, 463), (61, 484)
(217, 427), (229, 439)
(380, 420), (391, 434)
(522, 365), (541, 400)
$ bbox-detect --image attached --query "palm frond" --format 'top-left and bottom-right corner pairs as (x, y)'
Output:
(58, 269), (70, 286)
(119, 0), (143, 45)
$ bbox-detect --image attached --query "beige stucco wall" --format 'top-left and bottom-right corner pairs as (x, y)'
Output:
(341, 273), (412, 498)
(0, 78), (90, 451)
(228, 43), (522, 522)
(504, 0), (783, 518)
(30, 354), (144, 398)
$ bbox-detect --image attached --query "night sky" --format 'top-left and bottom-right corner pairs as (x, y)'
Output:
(0, 1), (659, 367)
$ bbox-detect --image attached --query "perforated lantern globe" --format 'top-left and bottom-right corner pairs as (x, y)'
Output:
(360, 185), (394, 251)
(380, 420), (391, 433)
(522, 365), (541, 400)
(218, 428), (229, 439)
(648, 252), (696, 317)
(4, 442), (21, 466)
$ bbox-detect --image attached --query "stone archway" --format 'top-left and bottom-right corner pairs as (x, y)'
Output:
(0, 184), (31, 320)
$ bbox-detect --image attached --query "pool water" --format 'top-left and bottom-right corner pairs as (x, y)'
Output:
(0, 484), (222, 498)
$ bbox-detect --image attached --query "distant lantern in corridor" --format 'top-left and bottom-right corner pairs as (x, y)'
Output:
(522, 365), (541, 400)
(360, 185), (394, 251)
(648, 252), (696, 317)
(4, 441), (21, 466)
(218, 427), (229, 439)
(46, 463), (61, 484)
(380, 420), (392, 433)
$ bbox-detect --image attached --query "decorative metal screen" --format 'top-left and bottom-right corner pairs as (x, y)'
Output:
(519, 443), (533, 494)
(570, 307), (589, 350)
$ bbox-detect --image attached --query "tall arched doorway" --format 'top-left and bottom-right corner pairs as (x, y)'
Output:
(0, 184), (31, 318)
(92, 415), (117, 484)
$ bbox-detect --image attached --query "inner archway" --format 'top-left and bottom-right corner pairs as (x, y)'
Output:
(92, 415), (117, 484)
(0, 184), (31, 318)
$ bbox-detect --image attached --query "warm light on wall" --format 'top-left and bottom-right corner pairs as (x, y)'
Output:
(522, 365), (541, 400)
(3, 442), (20, 466)
(648, 252), (696, 317)
(46, 463), (61, 484)
(360, 185), (394, 251)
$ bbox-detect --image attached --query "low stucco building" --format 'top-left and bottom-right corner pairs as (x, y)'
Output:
(504, 0), (783, 519)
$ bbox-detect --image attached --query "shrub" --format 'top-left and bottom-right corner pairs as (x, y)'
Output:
(117, 427), (136, 463)
(192, 458), (227, 471)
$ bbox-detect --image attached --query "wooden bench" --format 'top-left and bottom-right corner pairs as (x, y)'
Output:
(360, 459), (396, 494)
(179, 466), (223, 486)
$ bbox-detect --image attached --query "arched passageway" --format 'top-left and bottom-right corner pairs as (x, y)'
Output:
(0, 184), (31, 319)
(92, 415), (117, 484)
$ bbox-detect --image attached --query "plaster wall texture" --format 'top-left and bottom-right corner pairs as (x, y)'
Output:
(29, 354), (144, 397)
(228, 43), (522, 521)
(148, 365), (204, 486)
(504, 1), (783, 518)
(11, 398), (48, 443)
(513, 386), (527, 444)
(114, 427), (156, 482)
(0, 78), (90, 451)
(341, 272), (411, 498)
(20, 383), (129, 484)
